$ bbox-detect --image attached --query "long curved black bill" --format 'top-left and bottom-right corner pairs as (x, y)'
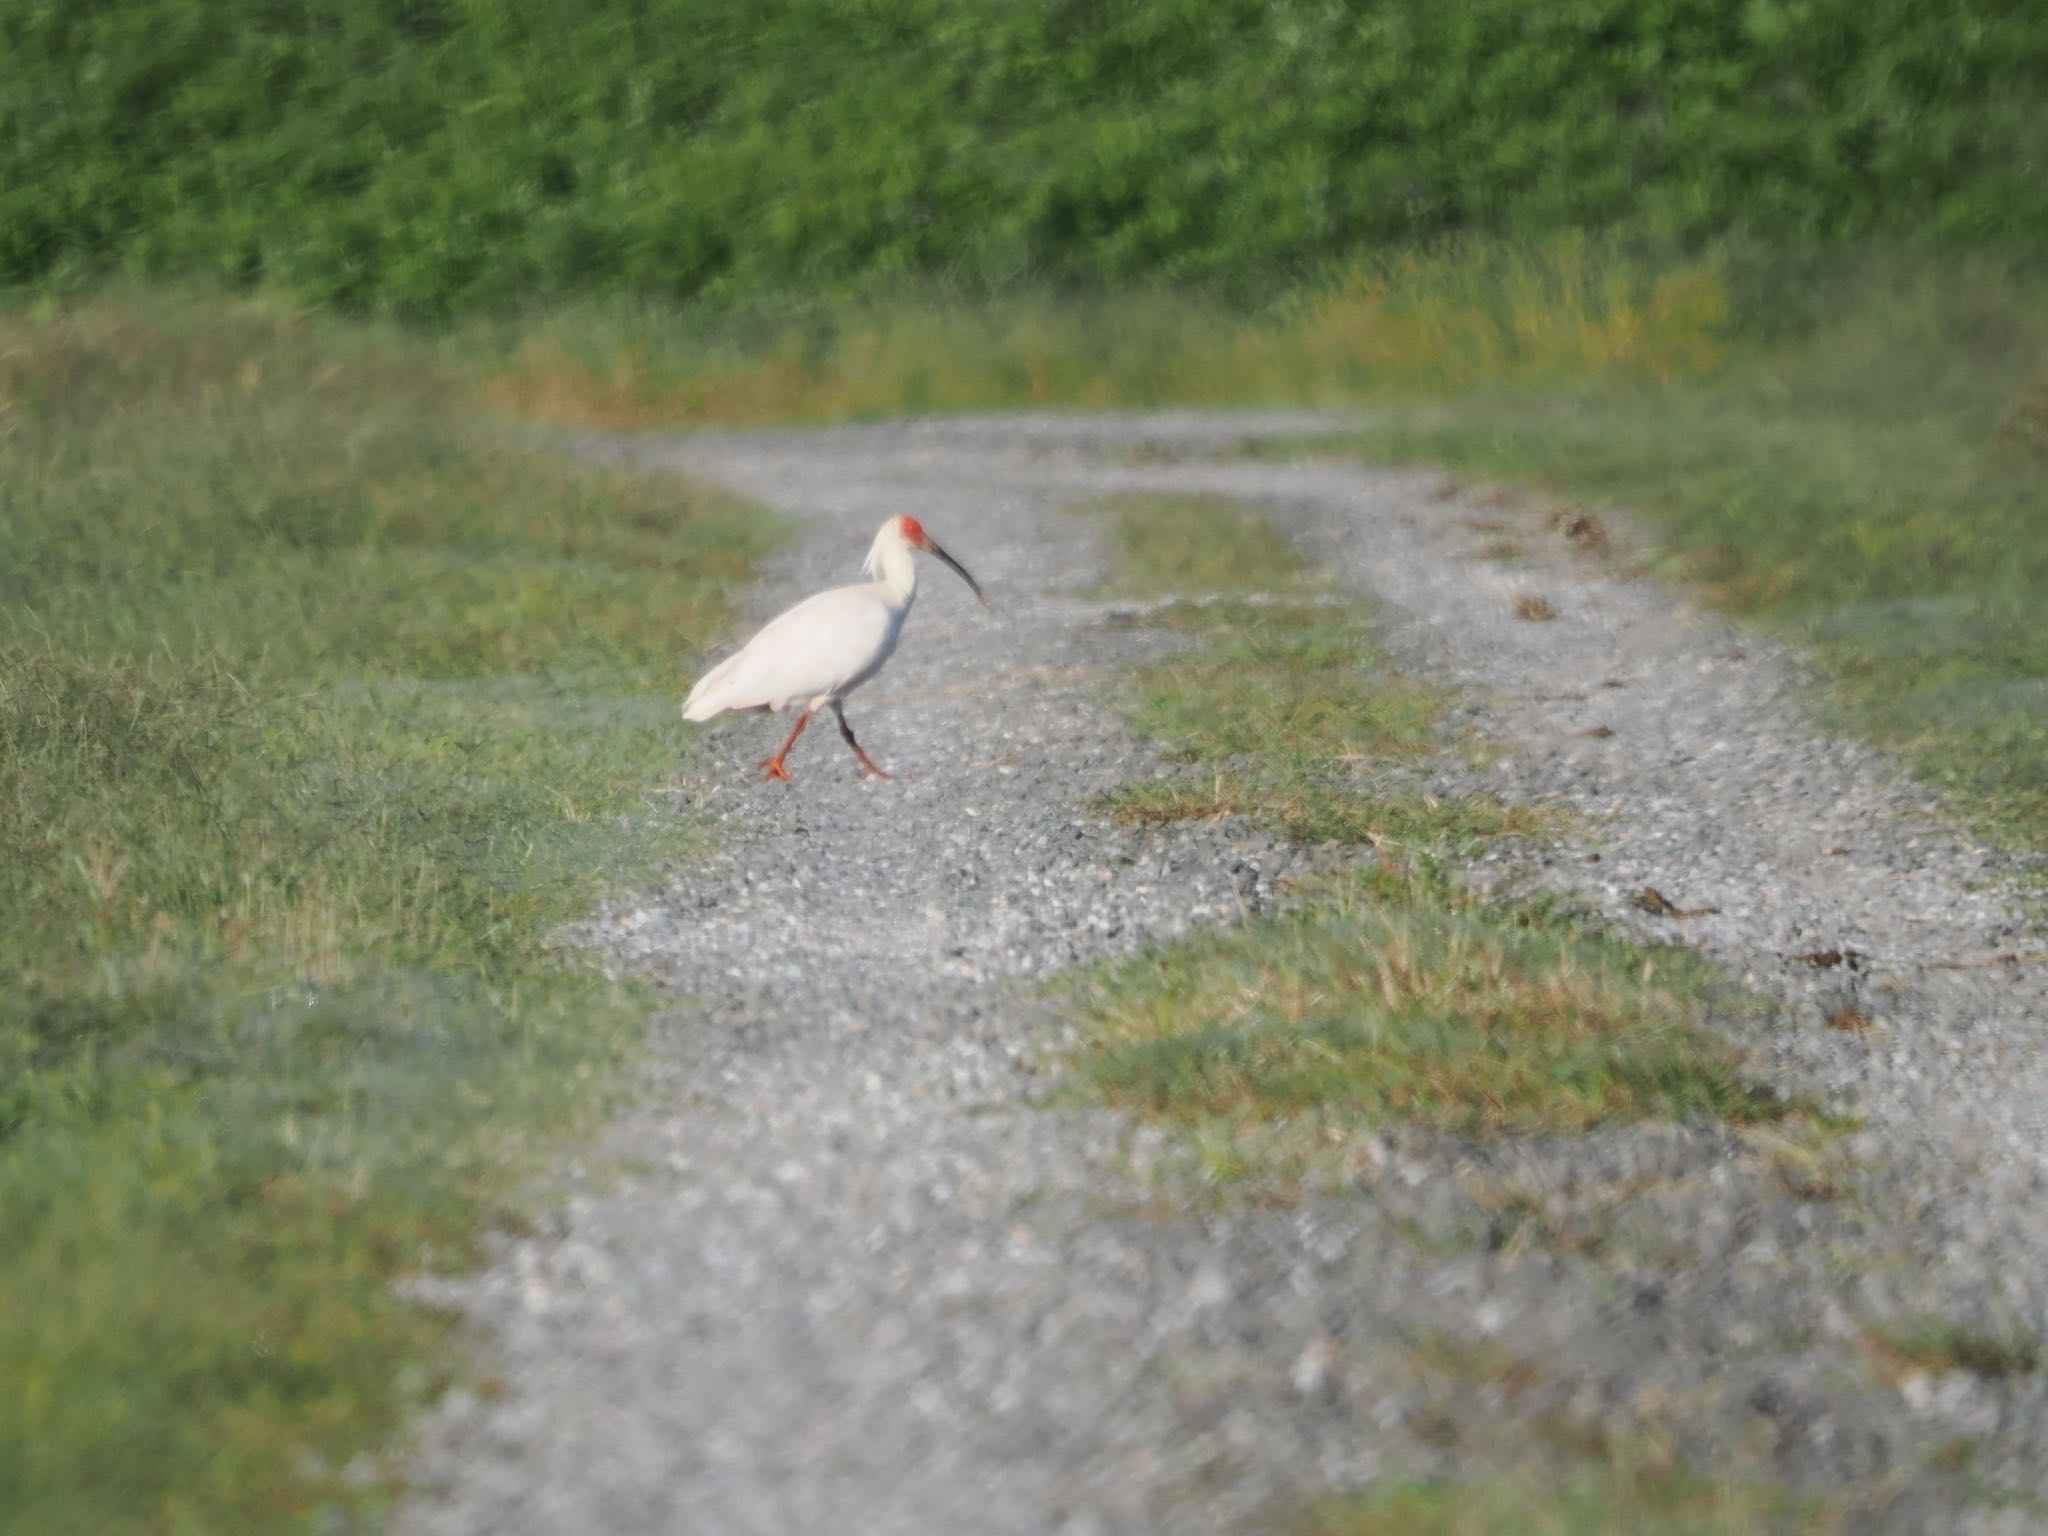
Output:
(924, 538), (986, 605)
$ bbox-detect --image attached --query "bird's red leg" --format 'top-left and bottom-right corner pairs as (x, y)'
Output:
(759, 708), (812, 781)
(831, 702), (891, 780)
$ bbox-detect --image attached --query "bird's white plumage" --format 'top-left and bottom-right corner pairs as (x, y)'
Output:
(681, 582), (906, 720)
(681, 515), (983, 782)
(681, 516), (949, 724)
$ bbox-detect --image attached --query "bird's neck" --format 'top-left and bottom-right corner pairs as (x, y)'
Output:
(868, 537), (917, 607)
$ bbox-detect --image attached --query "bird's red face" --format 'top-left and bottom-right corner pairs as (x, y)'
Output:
(893, 513), (986, 605)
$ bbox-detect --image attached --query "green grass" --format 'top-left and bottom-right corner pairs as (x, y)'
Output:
(1303, 1462), (1832, 1536)
(1126, 603), (1439, 764)
(1350, 255), (2048, 854)
(1070, 867), (1786, 1177)
(1085, 492), (1543, 851)
(1863, 1318), (2044, 1380)
(1085, 493), (1311, 599)
(0, 295), (780, 1535)
(10, 2), (2039, 314)
(1068, 495), (1788, 1181)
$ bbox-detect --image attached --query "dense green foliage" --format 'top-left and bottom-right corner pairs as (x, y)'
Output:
(0, 298), (776, 1534)
(5, 0), (2043, 314)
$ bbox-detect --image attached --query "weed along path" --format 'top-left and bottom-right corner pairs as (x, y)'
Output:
(401, 414), (2048, 1535)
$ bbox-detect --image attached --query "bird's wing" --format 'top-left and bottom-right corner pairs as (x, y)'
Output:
(681, 585), (894, 720)
(680, 646), (752, 721)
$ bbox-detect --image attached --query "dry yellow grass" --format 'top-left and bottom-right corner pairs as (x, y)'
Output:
(472, 243), (1730, 430)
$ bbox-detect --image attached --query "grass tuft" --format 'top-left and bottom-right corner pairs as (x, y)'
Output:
(1863, 1320), (2043, 1381)
(1082, 491), (1531, 851)
(1302, 1460), (1832, 1536)
(1070, 494), (1787, 1178)
(1101, 589), (1538, 852)
(1082, 493), (1312, 599)
(1125, 602), (1441, 766)
(1069, 867), (1787, 1160)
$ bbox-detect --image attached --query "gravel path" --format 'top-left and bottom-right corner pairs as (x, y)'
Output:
(399, 413), (2048, 1535)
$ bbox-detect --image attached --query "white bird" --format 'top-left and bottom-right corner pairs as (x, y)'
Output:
(682, 514), (985, 782)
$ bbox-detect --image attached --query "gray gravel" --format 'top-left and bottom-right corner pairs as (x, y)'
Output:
(398, 413), (2048, 1535)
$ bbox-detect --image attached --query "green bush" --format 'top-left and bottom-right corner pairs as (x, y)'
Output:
(4, 0), (2042, 315)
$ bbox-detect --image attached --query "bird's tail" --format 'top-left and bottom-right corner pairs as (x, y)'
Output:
(681, 651), (746, 722)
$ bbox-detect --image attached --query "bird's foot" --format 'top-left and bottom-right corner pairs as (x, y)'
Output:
(758, 757), (795, 782)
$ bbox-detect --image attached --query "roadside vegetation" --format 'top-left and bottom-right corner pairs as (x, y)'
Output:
(1096, 602), (1537, 852)
(1072, 867), (1787, 1183)
(1862, 1317), (2044, 1382)
(0, 295), (778, 1536)
(1351, 255), (2048, 857)
(483, 245), (2048, 860)
(1303, 1461), (1832, 1536)
(9, 3), (2037, 314)
(474, 243), (1727, 426)
(1065, 495), (1794, 1187)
